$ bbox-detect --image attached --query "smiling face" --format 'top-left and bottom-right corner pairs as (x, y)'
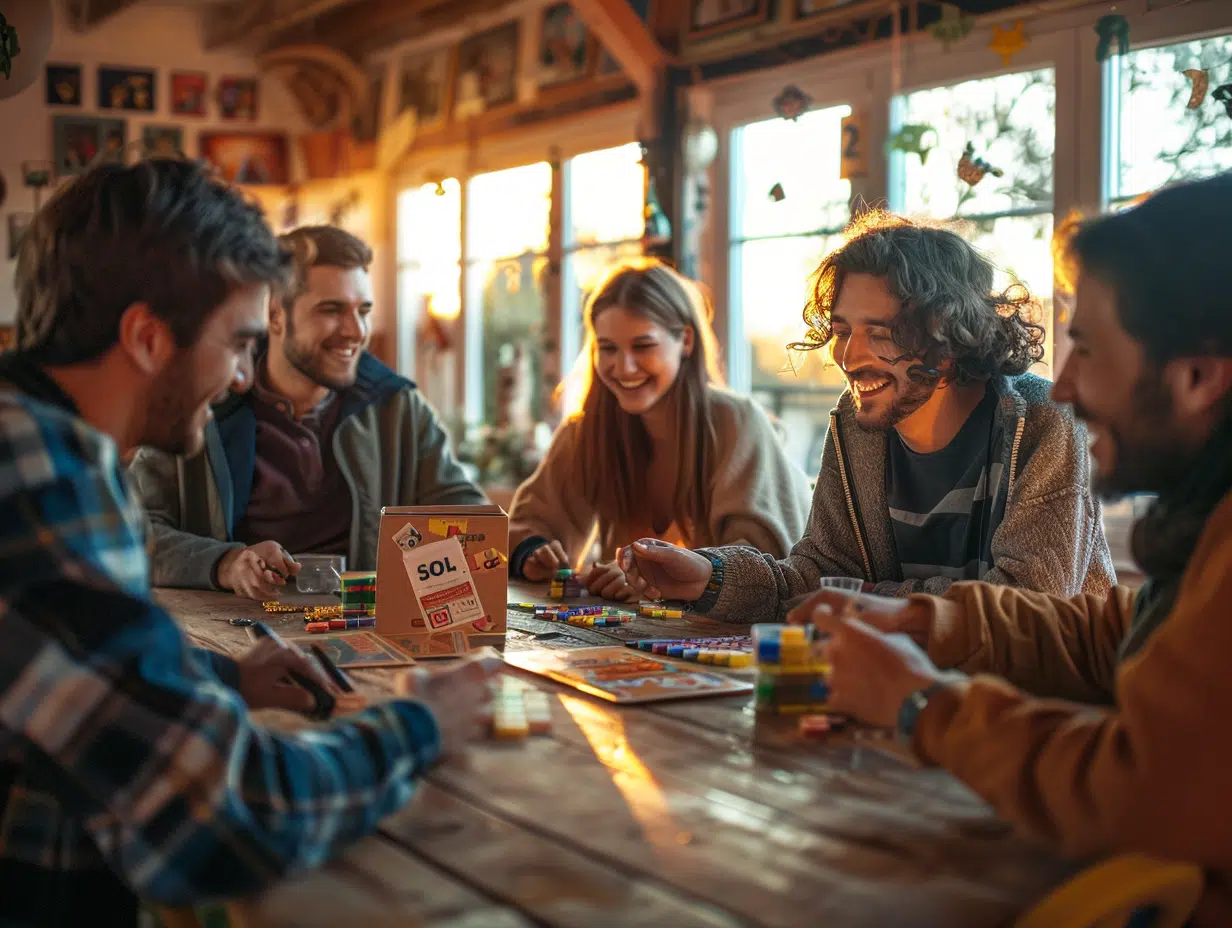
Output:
(275, 265), (373, 390)
(592, 305), (694, 416)
(829, 272), (936, 430)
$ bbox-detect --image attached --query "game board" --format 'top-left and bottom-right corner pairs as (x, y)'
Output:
(504, 646), (754, 704)
(244, 628), (413, 669)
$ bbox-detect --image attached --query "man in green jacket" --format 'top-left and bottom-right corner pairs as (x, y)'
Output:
(129, 225), (484, 600)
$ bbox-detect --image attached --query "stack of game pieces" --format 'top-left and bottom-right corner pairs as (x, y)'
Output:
(798, 714), (847, 738)
(752, 624), (829, 714)
(525, 603), (634, 628)
(305, 571), (377, 632)
(639, 602), (684, 618)
(548, 568), (585, 599)
(628, 635), (753, 667)
(489, 677), (553, 740)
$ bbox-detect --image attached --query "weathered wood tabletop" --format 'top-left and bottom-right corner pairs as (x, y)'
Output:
(156, 583), (1075, 928)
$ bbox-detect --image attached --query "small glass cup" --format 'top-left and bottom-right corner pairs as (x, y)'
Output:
(295, 554), (346, 594)
(818, 576), (863, 594)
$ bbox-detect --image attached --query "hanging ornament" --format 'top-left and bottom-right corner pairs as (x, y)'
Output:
(1182, 69), (1209, 109)
(886, 124), (939, 163)
(928, 3), (974, 51)
(0, 13), (17, 80)
(988, 22), (1028, 67)
(1214, 84), (1232, 118)
(773, 85), (812, 121)
(768, 182), (785, 202)
(1094, 15), (1130, 64)
(957, 142), (1003, 187)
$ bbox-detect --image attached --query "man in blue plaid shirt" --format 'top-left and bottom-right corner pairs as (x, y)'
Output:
(0, 159), (497, 927)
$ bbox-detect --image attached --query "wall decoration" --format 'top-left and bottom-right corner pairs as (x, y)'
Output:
(398, 47), (450, 129)
(0, 3), (52, 100)
(1094, 15), (1129, 64)
(352, 65), (384, 143)
(46, 64), (81, 105)
(21, 160), (52, 209)
(1183, 69), (1210, 109)
(53, 115), (127, 177)
(768, 182), (785, 202)
(540, 3), (592, 86)
(957, 142), (1003, 188)
(839, 110), (867, 179)
(690, 0), (770, 37)
(773, 85), (812, 121)
(886, 123), (938, 163)
(200, 132), (288, 184)
(7, 212), (32, 261)
(218, 77), (259, 120)
(988, 22), (1027, 67)
(98, 66), (155, 111)
(928, 3), (973, 51)
(0, 13), (17, 80)
(1215, 84), (1232, 118)
(171, 71), (207, 116)
(454, 21), (519, 115)
(142, 125), (184, 157)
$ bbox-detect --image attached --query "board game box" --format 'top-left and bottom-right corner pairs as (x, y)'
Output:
(504, 646), (754, 704)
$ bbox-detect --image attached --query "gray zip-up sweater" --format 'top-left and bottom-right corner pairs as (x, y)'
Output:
(693, 373), (1115, 622)
(128, 352), (485, 589)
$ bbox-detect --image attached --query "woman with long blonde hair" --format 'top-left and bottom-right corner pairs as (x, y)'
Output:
(508, 258), (811, 600)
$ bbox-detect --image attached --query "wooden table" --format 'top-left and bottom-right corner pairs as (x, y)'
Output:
(156, 584), (1075, 928)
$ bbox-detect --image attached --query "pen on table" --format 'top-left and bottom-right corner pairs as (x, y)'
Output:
(310, 643), (355, 693)
(251, 621), (336, 719)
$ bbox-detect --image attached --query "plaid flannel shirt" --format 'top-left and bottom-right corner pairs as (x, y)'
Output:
(0, 359), (441, 927)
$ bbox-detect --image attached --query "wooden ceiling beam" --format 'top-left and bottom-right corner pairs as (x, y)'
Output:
(305, 0), (456, 56)
(568, 0), (667, 94)
(203, 0), (361, 51)
(64, 0), (144, 30)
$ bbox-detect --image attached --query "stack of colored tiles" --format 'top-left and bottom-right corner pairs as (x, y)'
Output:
(490, 678), (552, 740)
(628, 636), (753, 667)
(331, 570), (377, 630)
(752, 623), (829, 714)
(533, 603), (634, 628)
(548, 568), (585, 599)
(638, 602), (685, 618)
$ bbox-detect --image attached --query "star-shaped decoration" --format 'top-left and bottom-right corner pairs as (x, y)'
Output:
(989, 22), (1028, 67)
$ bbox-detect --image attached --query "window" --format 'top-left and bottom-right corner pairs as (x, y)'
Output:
(729, 104), (853, 474)
(561, 142), (645, 407)
(1104, 32), (1232, 207)
(891, 68), (1057, 369)
(464, 162), (552, 427)
(395, 179), (462, 386)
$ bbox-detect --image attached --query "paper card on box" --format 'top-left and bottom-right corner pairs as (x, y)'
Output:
(393, 522), (422, 550)
(402, 536), (484, 630)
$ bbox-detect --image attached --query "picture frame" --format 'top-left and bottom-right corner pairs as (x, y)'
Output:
(142, 125), (185, 158)
(397, 46), (451, 131)
(45, 64), (82, 106)
(352, 64), (385, 143)
(171, 71), (207, 116)
(454, 21), (520, 117)
(53, 115), (127, 177)
(217, 77), (259, 120)
(98, 66), (156, 111)
(199, 132), (289, 185)
(7, 214), (32, 261)
(689, 0), (771, 37)
(539, 3), (595, 87)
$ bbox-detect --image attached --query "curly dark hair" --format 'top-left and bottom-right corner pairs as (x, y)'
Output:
(790, 211), (1046, 385)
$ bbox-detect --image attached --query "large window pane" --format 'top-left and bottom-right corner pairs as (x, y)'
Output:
(397, 179), (461, 264)
(467, 162), (552, 260)
(469, 254), (549, 425)
(736, 105), (852, 239)
(1109, 33), (1232, 201)
(898, 69), (1055, 218)
(567, 142), (645, 246)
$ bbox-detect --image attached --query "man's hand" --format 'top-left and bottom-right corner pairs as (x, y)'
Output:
(395, 649), (504, 758)
(618, 539), (712, 602)
(809, 607), (946, 729)
(218, 541), (300, 601)
(786, 589), (933, 648)
(584, 561), (636, 601)
(522, 540), (570, 582)
(235, 638), (338, 713)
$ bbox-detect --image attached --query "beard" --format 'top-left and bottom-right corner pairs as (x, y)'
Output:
(1081, 369), (1199, 500)
(282, 316), (361, 392)
(144, 353), (209, 456)
(851, 368), (937, 431)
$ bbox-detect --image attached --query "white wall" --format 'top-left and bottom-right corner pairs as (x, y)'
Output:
(0, 1), (309, 323)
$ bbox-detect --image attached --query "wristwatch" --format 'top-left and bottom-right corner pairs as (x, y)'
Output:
(896, 680), (951, 744)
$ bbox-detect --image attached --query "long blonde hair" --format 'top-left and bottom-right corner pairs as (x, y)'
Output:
(568, 258), (725, 542)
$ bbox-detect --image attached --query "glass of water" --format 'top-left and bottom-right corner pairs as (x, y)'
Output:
(295, 554), (346, 594)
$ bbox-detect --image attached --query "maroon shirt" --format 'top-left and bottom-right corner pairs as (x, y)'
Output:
(233, 369), (353, 556)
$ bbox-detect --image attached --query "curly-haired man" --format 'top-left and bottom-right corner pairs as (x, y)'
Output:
(621, 211), (1115, 622)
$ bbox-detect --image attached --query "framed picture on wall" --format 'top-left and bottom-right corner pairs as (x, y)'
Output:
(397, 46), (451, 130)
(217, 77), (259, 120)
(53, 115), (127, 177)
(45, 64), (82, 106)
(200, 132), (289, 185)
(539, 3), (594, 87)
(689, 0), (771, 37)
(98, 66), (156, 111)
(454, 21), (520, 116)
(142, 125), (185, 158)
(171, 71), (208, 116)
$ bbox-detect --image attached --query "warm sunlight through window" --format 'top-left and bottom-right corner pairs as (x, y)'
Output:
(397, 179), (462, 321)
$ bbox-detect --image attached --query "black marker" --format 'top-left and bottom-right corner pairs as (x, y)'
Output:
(310, 643), (355, 694)
(251, 621), (336, 719)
